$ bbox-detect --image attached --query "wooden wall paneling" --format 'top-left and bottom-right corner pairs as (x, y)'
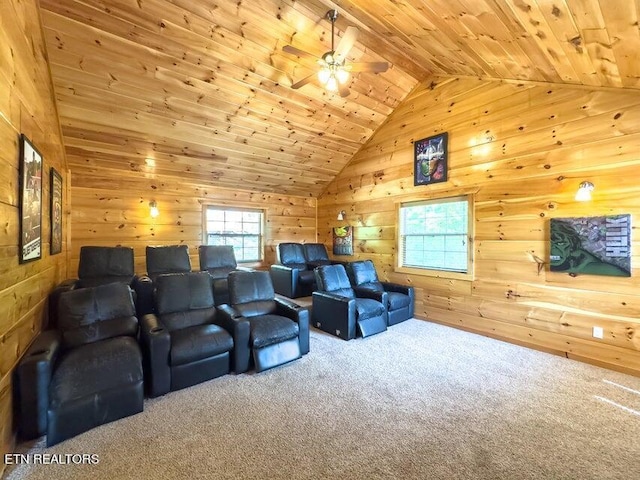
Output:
(0, 0), (69, 470)
(68, 176), (317, 277)
(318, 75), (640, 376)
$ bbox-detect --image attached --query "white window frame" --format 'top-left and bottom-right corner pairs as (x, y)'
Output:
(202, 205), (265, 263)
(396, 195), (474, 280)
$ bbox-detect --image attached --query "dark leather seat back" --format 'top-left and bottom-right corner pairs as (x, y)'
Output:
(277, 243), (307, 270)
(76, 246), (135, 288)
(314, 264), (355, 299)
(303, 243), (331, 266)
(155, 272), (216, 332)
(198, 245), (237, 280)
(146, 245), (191, 281)
(229, 270), (277, 318)
(348, 260), (384, 292)
(58, 282), (138, 349)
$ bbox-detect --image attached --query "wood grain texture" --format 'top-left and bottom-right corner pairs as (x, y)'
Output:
(0, 0), (69, 472)
(318, 75), (640, 376)
(38, 0), (419, 198)
(38, 1), (640, 200)
(68, 172), (317, 276)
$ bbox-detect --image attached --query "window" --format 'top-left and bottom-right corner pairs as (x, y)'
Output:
(398, 195), (472, 277)
(203, 206), (264, 262)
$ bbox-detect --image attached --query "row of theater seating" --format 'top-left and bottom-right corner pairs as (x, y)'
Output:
(14, 242), (414, 448)
(15, 267), (309, 447)
(47, 244), (241, 328)
(269, 242), (415, 339)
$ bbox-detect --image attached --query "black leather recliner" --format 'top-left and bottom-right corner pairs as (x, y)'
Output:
(312, 264), (388, 340)
(303, 243), (333, 269)
(15, 282), (144, 446)
(269, 243), (316, 298)
(135, 245), (192, 316)
(48, 246), (137, 328)
(198, 245), (240, 306)
(218, 270), (310, 373)
(346, 260), (415, 326)
(140, 272), (245, 397)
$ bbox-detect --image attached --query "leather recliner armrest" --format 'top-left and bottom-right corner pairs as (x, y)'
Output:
(140, 314), (171, 398)
(132, 275), (155, 317)
(15, 330), (61, 440)
(381, 282), (413, 296)
(275, 298), (310, 355)
(215, 305), (251, 374)
(381, 282), (415, 316)
(311, 291), (357, 339)
(269, 265), (299, 298)
(353, 286), (389, 307)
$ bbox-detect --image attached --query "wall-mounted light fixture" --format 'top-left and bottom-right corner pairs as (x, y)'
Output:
(149, 200), (159, 218)
(575, 181), (594, 202)
(337, 210), (346, 221)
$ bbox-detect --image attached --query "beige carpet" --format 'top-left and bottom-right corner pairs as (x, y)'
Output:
(5, 319), (640, 480)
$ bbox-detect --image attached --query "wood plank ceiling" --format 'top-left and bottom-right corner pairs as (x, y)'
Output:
(39, 0), (640, 197)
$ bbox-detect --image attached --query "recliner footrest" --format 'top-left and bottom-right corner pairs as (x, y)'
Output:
(253, 337), (301, 373)
(357, 316), (387, 338)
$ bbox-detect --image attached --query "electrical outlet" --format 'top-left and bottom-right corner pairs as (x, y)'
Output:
(592, 326), (604, 339)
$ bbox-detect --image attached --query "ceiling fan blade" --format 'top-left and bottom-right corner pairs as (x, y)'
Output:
(347, 62), (390, 73)
(291, 72), (317, 89)
(283, 45), (320, 62)
(334, 26), (359, 62)
(338, 83), (350, 98)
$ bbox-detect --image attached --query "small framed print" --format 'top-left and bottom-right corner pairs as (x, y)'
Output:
(414, 132), (448, 186)
(50, 167), (63, 255)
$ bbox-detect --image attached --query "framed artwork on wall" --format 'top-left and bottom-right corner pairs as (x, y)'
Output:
(550, 215), (631, 277)
(333, 226), (353, 256)
(414, 132), (448, 186)
(19, 134), (43, 263)
(50, 167), (63, 255)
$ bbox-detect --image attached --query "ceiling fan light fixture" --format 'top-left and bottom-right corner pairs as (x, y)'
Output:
(318, 67), (331, 85)
(284, 9), (389, 97)
(336, 67), (350, 84)
(326, 75), (339, 92)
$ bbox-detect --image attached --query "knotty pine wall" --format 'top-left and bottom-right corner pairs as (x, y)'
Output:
(68, 170), (316, 276)
(319, 76), (640, 376)
(0, 0), (69, 470)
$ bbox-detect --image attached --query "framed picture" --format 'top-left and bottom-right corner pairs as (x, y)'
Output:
(550, 215), (631, 277)
(414, 132), (448, 186)
(19, 134), (43, 263)
(333, 226), (353, 256)
(50, 167), (63, 255)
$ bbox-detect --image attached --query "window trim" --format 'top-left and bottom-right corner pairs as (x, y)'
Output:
(396, 194), (474, 280)
(202, 205), (266, 263)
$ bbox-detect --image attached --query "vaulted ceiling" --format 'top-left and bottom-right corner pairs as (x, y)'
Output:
(40, 0), (640, 197)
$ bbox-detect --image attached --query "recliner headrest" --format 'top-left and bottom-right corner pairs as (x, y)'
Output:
(155, 272), (214, 315)
(303, 243), (329, 262)
(278, 243), (306, 266)
(228, 270), (275, 305)
(146, 245), (191, 278)
(198, 245), (237, 270)
(57, 283), (138, 348)
(348, 260), (380, 286)
(78, 246), (135, 279)
(314, 264), (353, 296)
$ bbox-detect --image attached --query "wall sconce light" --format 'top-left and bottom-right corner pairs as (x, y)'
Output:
(337, 210), (346, 221)
(149, 200), (159, 218)
(575, 181), (594, 202)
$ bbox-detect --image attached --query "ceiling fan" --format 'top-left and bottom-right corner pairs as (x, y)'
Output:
(282, 10), (389, 97)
